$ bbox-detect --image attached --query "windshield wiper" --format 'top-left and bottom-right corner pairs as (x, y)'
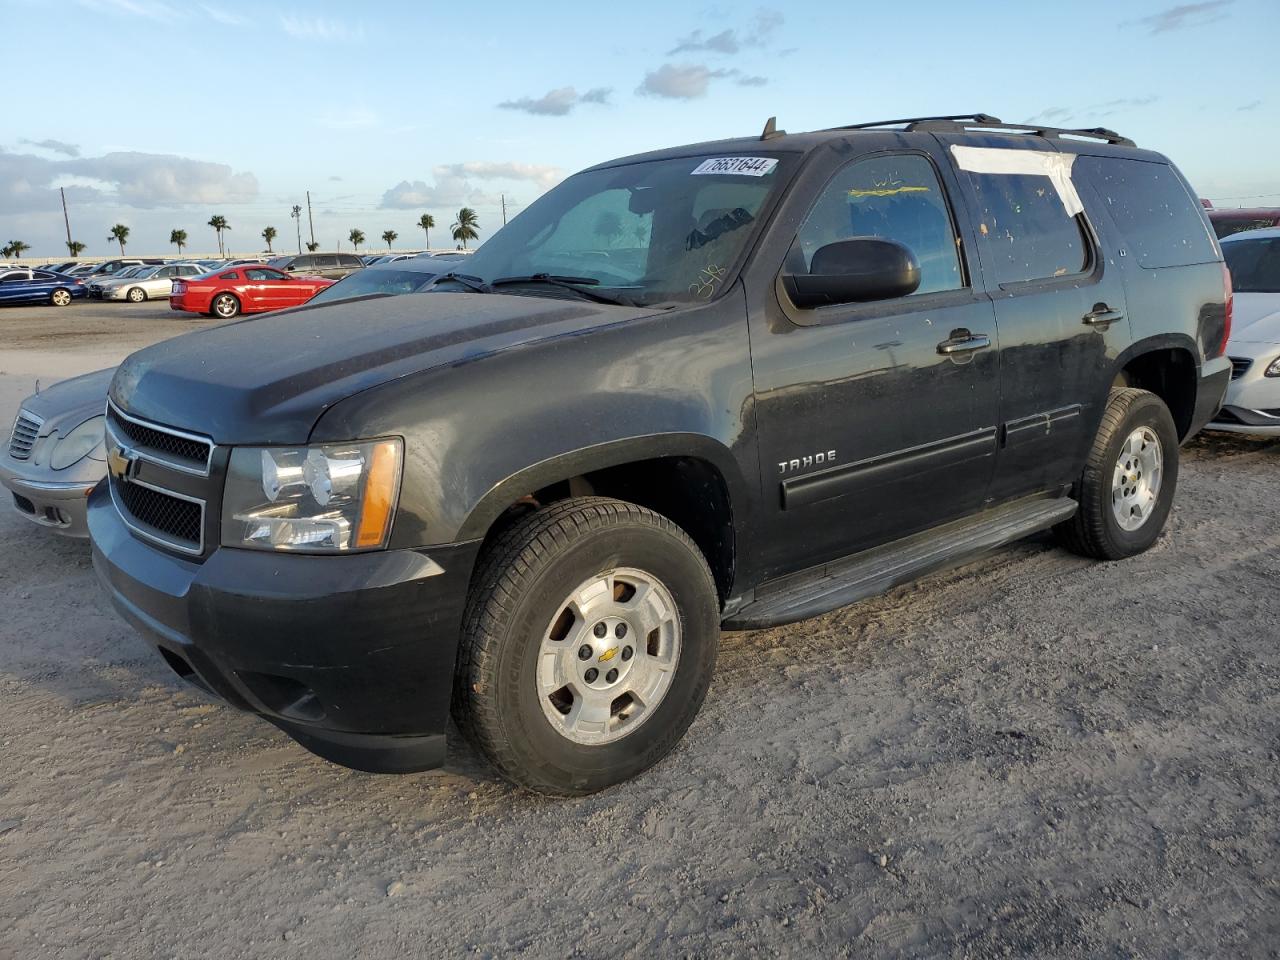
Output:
(431, 272), (493, 294)
(491, 274), (636, 307)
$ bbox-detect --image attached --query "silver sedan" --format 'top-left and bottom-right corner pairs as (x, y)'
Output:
(98, 263), (209, 302)
(0, 368), (113, 537)
(1210, 228), (1280, 435)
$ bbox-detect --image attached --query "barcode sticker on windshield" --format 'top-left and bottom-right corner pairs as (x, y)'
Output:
(691, 157), (778, 177)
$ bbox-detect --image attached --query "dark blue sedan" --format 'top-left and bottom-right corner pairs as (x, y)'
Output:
(0, 268), (87, 307)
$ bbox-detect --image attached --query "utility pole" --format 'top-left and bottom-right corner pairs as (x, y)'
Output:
(60, 187), (73, 251)
(291, 204), (302, 254)
(501, 193), (507, 226)
(306, 191), (316, 248)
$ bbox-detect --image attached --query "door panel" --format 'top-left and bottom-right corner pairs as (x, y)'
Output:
(936, 134), (1131, 500)
(746, 147), (1000, 581)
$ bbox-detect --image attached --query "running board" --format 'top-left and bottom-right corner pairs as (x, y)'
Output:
(723, 497), (1077, 630)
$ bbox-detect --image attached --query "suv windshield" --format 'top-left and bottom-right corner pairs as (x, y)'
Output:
(449, 154), (790, 306)
(1224, 236), (1280, 293)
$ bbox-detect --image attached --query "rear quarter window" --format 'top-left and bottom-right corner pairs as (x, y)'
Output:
(1077, 157), (1218, 268)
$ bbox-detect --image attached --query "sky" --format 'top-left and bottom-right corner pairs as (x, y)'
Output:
(2, 0), (1278, 258)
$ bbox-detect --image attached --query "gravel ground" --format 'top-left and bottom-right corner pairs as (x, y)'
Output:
(0, 303), (1277, 959)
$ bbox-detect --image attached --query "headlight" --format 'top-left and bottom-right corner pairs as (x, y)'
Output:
(1266, 357), (1280, 378)
(221, 438), (402, 552)
(50, 416), (106, 470)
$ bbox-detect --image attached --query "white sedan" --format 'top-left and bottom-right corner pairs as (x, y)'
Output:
(97, 263), (208, 302)
(1211, 227), (1280, 434)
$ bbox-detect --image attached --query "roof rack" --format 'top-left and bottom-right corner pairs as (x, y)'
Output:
(831, 113), (1135, 148)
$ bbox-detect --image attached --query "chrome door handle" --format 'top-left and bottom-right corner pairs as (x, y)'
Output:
(1084, 305), (1125, 327)
(937, 332), (991, 355)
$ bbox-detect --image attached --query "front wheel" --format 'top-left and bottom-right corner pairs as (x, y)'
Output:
(126, 286), (146, 303)
(49, 288), (72, 307)
(453, 497), (720, 795)
(1056, 388), (1180, 560)
(210, 293), (240, 318)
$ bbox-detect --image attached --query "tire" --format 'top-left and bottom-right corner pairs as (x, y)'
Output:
(454, 496), (720, 796)
(49, 288), (72, 307)
(126, 286), (146, 303)
(1055, 388), (1179, 560)
(210, 293), (240, 318)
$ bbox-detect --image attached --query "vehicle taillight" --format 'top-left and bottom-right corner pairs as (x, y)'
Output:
(1219, 262), (1233, 357)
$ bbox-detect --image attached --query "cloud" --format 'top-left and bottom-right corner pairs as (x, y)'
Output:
(198, 2), (244, 25)
(1024, 97), (1157, 125)
(1238, 99), (1263, 111)
(75, 0), (178, 20)
(379, 162), (566, 210)
(0, 147), (258, 215)
(637, 63), (732, 99)
(279, 13), (364, 41)
(329, 175), (343, 181)
(667, 9), (784, 55)
(498, 85), (612, 116)
(736, 74), (768, 87)
(19, 139), (80, 158)
(1128, 1), (1232, 34)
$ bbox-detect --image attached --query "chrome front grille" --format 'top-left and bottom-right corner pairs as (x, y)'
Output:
(8, 410), (42, 460)
(113, 478), (204, 549)
(1229, 357), (1253, 380)
(106, 405), (215, 556)
(107, 401), (213, 475)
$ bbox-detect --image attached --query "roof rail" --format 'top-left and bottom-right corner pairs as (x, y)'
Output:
(831, 113), (1135, 148)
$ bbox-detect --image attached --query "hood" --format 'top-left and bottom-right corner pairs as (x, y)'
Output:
(1228, 293), (1280, 345)
(110, 292), (653, 444)
(21, 367), (114, 427)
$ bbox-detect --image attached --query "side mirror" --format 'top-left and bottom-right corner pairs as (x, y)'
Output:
(783, 237), (921, 308)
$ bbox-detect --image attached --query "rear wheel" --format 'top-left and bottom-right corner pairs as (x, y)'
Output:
(1056, 388), (1179, 560)
(49, 288), (72, 307)
(454, 497), (720, 795)
(211, 293), (240, 318)
(126, 286), (146, 303)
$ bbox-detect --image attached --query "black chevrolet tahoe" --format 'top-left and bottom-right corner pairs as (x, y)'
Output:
(87, 114), (1232, 795)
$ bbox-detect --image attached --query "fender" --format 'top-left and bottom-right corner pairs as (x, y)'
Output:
(456, 431), (753, 543)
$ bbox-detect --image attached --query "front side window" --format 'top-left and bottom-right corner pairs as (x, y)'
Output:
(793, 153), (963, 296)
(1223, 237), (1280, 293)
(454, 153), (791, 306)
(963, 163), (1089, 285)
(246, 268), (287, 281)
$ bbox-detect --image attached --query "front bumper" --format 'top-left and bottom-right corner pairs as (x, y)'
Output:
(88, 484), (481, 772)
(0, 462), (99, 537)
(1205, 347), (1280, 435)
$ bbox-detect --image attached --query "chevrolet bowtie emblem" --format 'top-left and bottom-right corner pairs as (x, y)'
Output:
(107, 445), (137, 482)
(598, 647), (618, 663)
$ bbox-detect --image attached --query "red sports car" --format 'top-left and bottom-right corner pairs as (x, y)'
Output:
(170, 265), (333, 319)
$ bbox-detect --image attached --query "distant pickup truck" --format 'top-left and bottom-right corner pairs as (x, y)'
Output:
(87, 113), (1230, 795)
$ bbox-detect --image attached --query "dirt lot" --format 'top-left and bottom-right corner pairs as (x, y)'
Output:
(0, 302), (1277, 959)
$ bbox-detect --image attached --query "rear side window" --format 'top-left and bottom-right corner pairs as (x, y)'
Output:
(340, 255), (363, 267)
(1077, 157), (1217, 268)
(1212, 217), (1280, 239)
(317, 255), (340, 268)
(221, 271), (240, 280)
(962, 166), (1088, 285)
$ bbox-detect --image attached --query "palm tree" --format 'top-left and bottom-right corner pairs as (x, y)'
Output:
(348, 228), (365, 252)
(66, 240), (86, 257)
(4, 241), (31, 259)
(381, 229), (397, 250)
(417, 213), (435, 249)
(305, 241), (320, 253)
(169, 229), (188, 256)
(451, 208), (480, 249)
(108, 224), (129, 255)
(262, 226), (278, 253)
(207, 215), (230, 257)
